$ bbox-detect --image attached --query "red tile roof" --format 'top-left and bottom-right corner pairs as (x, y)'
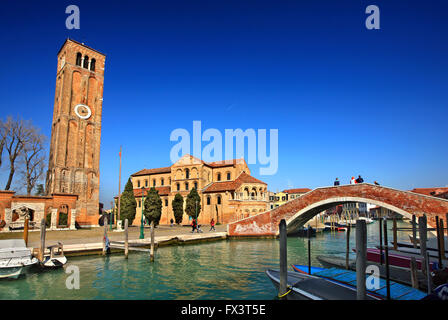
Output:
(283, 188), (312, 194)
(410, 187), (448, 197)
(133, 186), (171, 197)
(203, 172), (267, 194)
(131, 167), (171, 177)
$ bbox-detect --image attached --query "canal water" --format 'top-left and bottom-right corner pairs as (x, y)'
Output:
(0, 220), (424, 300)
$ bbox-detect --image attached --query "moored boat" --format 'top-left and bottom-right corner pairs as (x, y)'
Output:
(266, 269), (380, 300)
(357, 247), (441, 271)
(41, 242), (67, 268)
(291, 264), (428, 300)
(0, 239), (39, 279)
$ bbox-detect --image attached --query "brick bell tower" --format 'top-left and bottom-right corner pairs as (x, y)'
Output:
(46, 39), (106, 227)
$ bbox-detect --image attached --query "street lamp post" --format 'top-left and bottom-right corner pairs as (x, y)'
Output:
(195, 199), (198, 233)
(140, 187), (145, 239)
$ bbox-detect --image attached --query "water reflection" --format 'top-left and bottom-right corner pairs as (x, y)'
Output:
(0, 220), (419, 300)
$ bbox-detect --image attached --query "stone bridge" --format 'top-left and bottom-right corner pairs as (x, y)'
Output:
(227, 183), (448, 237)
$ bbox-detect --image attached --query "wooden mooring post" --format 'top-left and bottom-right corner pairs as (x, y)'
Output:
(150, 221), (155, 262)
(418, 215), (432, 294)
(279, 219), (287, 300)
(418, 215), (428, 276)
(346, 224), (351, 270)
(23, 217), (29, 246)
(410, 257), (419, 289)
(124, 219), (129, 259)
(412, 215), (417, 248)
(39, 218), (46, 262)
(436, 216), (443, 269)
(102, 217), (108, 256)
(356, 219), (367, 300)
(393, 217), (398, 250)
(440, 219), (446, 260)
(379, 216), (383, 265)
(307, 227), (311, 275)
(383, 217), (391, 300)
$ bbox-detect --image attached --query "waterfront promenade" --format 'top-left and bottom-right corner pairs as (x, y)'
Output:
(0, 224), (228, 256)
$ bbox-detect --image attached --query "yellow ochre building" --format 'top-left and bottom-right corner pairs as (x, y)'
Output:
(129, 155), (269, 226)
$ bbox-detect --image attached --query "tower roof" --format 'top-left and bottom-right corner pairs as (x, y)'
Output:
(57, 38), (106, 57)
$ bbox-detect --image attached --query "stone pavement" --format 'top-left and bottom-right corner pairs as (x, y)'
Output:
(0, 223), (228, 252)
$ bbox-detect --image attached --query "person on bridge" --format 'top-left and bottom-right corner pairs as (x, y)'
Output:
(334, 178), (340, 186)
(350, 177), (356, 184)
(356, 175), (364, 183)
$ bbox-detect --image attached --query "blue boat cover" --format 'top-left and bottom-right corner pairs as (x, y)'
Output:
(292, 265), (427, 300)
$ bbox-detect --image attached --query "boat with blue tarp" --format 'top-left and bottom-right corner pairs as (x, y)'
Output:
(292, 264), (428, 300)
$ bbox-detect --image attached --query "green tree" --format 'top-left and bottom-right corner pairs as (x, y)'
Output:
(34, 184), (45, 196)
(143, 187), (162, 226)
(172, 193), (184, 225)
(119, 178), (137, 225)
(185, 188), (201, 220)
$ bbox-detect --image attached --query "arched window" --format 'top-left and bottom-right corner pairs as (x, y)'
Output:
(90, 58), (96, 71)
(217, 173), (221, 181)
(137, 180), (141, 188)
(76, 52), (82, 66)
(185, 169), (190, 179)
(161, 178), (164, 186)
(153, 179), (156, 187)
(194, 182), (198, 190)
(185, 182), (189, 191)
(207, 196), (211, 205)
(227, 172), (231, 180)
(217, 195), (222, 205)
(176, 183), (180, 191)
(83, 55), (89, 69)
(145, 180), (148, 187)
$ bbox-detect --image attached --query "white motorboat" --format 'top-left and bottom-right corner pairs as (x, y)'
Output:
(358, 217), (374, 224)
(41, 242), (67, 268)
(0, 239), (38, 279)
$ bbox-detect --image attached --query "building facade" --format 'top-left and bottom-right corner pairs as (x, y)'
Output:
(45, 39), (106, 227)
(268, 188), (312, 209)
(128, 155), (269, 226)
(0, 191), (78, 232)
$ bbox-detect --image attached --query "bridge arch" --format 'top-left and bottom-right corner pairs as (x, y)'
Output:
(228, 183), (448, 237)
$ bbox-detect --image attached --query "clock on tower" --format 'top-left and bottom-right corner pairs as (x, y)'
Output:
(45, 39), (106, 227)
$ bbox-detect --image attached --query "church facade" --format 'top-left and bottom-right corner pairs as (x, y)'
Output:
(129, 154), (269, 226)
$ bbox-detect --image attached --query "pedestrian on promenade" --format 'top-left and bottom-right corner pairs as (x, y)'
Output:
(191, 219), (197, 233)
(334, 178), (340, 186)
(209, 218), (216, 231)
(350, 177), (356, 184)
(356, 175), (364, 183)
(170, 218), (174, 227)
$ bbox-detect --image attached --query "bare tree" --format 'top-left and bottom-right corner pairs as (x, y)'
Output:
(0, 120), (6, 168)
(19, 129), (46, 195)
(2, 116), (34, 190)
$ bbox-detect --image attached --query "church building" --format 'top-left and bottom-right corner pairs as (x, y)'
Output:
(129, 154), (269, 226)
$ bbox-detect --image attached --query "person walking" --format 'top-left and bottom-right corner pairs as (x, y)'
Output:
(209, 218), (216, 231)
(334, 178), (340, 186)
(170, 218), (174, 227)
(191, 218), (197, 233)
(356, 175), (364, 184)
(350, 177), (356, 184)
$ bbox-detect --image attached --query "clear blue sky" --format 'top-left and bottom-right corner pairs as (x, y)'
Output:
(0, 0), (447, 208)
